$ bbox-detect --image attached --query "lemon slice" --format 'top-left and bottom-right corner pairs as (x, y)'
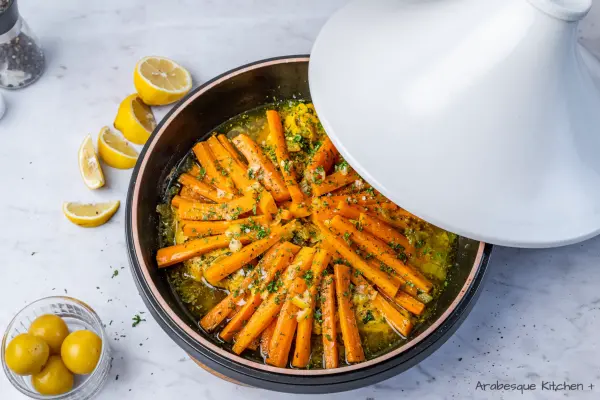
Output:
(78, 135), (105, 190)
(97, 127), (138, 169)
(114, 94), (156, 145)
(63, 201), (120, 228)
(133, 56), (192, 106)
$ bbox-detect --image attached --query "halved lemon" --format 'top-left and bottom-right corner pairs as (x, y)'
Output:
(78, 135), (105, 190)
(133, 56), (192, 106)
(63, 201), (120, 228)
(97, 127), (138, 169)
(114, 94), (156, 145)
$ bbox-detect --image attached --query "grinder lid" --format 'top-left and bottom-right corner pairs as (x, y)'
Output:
(309, 0), (600, 248)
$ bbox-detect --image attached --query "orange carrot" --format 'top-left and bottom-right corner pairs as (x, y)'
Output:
(305, 137), (338, 178)
(199, 242), (297, 332)
(178, 173), (232, 203)
(279, 209), (294, 221)
(171, 195), (189, 209)
(364, 257), (418, 298)
(232, 134), (291, 202)
(220, 293), (263, 342)
(330, 216), (432, 293)
(232, 247), (315, 355)
(257, 190), (278, 217)
(217, 134), (247, 167)
(335, 201), (365, 220)
(326, 192), (391, 207)
(287, 201), (312, 218)
(260, 320), (277, 359)
(188, 164), (216, 187)
(156, 234), (251, 268)
(207, 136), (257, 192)
(372, 294), (413, 337)
(311, 198), (340, 221)
(266, 277), (306, 367)
(393, 291), (425, 316)
(359, 213), (415, 256)
(333, 264), (365, 363)
(258, 242), (301, 288)
(350, 273), (413, 337)
(177, 195), (256, 221)
(179, 185), (207, 202)
(320, 275), (338, 368)
(292, 248), (332, 368)
(318, 222), (401, 298)
(181, 215), (270, 237)
(204, 220), (298, 284)
(192, 142), (236, 194)
(266, 110), (305, 203)
(312, 170), (360, 197)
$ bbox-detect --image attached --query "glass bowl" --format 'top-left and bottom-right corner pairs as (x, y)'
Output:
(2, 297), (111, 399)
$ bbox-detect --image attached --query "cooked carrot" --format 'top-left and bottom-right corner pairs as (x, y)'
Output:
(204, 220), (298, 284)
(320, 275), (338, 368)
(333, 264), (365, 363)
(193, 142), (236, 194)
(177, 195), (256, 221)
(260, 320), (277, 359)
(199, 242), (296, 332)
(188, 164), (216, 187)
(156, 234), (251, 268)
(350, 273), (413, 337)
(287, 201), (312, 218)
(266, 277), (306, 367)
(207, 136), (257, 192)
(335, 201), (367, 220)
(279, 209), (294, 221)
(305, 136), (338, 178)
(364, 257), (419, 297)
(217, 134), (247, 167)
(179, 185), (207, 202)
(318, 222), (401, 298)
(171, 195), (189, 209)
(178, 173), (232, 203)
(220, 293), (262, 342)
(291, 248), (332, 368)
(326, 192), (390, 207)
(358, 213), (415, 256)
(266, 110), (305, 203)
(258, 242), (301, 289)
(232, 134), (291, 202)
(393, 291), (426, 316)
(330, 179), (373, 196)
(181, 215), (270, 237)
(330, 215), (432, 293)
(312, 170), (360, 197)
(311, 198), (340, 221)
(372, 293), (413, 337)
(257, 190), (278, 217)
(232, 247), (315, 354)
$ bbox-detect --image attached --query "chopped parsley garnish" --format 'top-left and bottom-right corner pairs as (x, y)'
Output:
(303, 270), (314, 287)
(314, 309), (323, 324)
(132, 314), (146, 327)
(362, 310), (375, 324)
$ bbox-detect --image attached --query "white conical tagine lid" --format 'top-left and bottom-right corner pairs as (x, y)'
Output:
(309, 0), (600, 248)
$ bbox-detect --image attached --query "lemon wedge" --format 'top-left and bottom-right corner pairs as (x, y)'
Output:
(114, 94), (156, 145)
(97, 127), (138, 169)
(63, 201), (120, 228)
(133, 56), (192, 106)
(78, 135), (105, 190)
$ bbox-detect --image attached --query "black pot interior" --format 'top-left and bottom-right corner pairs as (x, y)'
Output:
(127, 57), (487, 390)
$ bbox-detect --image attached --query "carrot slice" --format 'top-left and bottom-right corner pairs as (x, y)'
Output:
(266, 110), (304, 203)
(177, 195), (256, 221)
(170, 195), (189, 209)
(364, 257), (418, 298)
(333, 264), (365, 363)
(178, 173), (232, 203)
(330, 215), (432, 293)
(188, 163), (216, 187)
(312, 170), (360, 197)
(199, 242), (298, 332)
(220, 293), (263, 342)
(318, 221), (402, 298)
(320, 275), (338, 368)
(217, 134), (248, 167)
(156, 234), (251, 268)
(305, 137), (338, 178)
(232, 134), (291, 202)
(393, 291), (426, 316)
(179, 185), (207, 202)
(257, 190), (278, 217)
(260, 320), (277, 359)
(181, 215), (270, 238)
(350, 273), (413, 337)
(232, 247), (315, 355)
(358, 213), (415, 256)
(207, 136), (258, 192)
(292, 248), (332, 368)
(193, 142), (237, 194)
(204, 220), (299, 284)
(326, 192), (390, 207)
(266, 277), (306, 367)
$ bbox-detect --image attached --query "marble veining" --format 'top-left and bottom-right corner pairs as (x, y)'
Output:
(1, 1), (599, 399)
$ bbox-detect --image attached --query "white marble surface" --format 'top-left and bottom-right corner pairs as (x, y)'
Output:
(1, 1), (600, 399)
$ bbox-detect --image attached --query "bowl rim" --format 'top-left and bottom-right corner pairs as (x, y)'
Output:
(126, 55), (490, 377)
(1, 296), (110, 399)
